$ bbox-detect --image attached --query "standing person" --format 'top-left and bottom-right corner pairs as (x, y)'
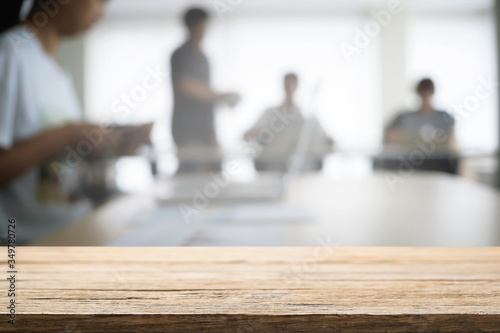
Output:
(171, 7), (240, 174)
(0, 0), (112, 245)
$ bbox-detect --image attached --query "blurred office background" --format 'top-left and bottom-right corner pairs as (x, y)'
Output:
(56, 0), (498, 193)
(25, 0), (500, 247)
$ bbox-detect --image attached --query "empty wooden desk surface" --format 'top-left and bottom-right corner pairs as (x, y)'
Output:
(1, 247), (499, 332)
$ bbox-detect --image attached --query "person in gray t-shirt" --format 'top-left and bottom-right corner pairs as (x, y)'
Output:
(170, 8), (240, 173)
(385, 78), (458, 154)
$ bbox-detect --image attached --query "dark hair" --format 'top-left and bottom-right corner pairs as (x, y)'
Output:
(417, 78), (435, 95)
(284, 73), (299, 83)
(184, 8), (209, 29)
(0, 1), (24, 34)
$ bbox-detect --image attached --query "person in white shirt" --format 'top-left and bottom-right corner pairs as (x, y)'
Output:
(244, 73), (334, 172)
(0, 0), (111, 245)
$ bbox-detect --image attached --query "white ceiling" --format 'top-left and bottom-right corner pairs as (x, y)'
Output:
(106, 0), (494, 19)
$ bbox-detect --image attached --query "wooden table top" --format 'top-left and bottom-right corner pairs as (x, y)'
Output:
(1, 247), (499, 332)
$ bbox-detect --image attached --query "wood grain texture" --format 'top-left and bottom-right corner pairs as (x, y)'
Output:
(1, 247), (499, 332)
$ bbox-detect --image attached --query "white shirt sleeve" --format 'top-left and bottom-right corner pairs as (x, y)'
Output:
(0, 48), (20, 149)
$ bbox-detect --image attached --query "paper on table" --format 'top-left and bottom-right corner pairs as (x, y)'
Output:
(108, 219), (198, 246)
(128, 203), (314, 225)
(108, 203), (313, 246)
(186, 224), (288, 246)
(202, 203), (314, 224)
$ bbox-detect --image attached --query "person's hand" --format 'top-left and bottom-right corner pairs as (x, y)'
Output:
(243, 129), (258, 142)
(117, 123), (154, 156)
(61, 123), (117, 158)
(62, 123), (114, 144)
(221, 93), (241, 108)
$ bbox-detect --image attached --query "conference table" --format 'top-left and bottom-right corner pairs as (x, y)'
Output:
(16, 172), (500, 331)
(30, 172), (500, 246)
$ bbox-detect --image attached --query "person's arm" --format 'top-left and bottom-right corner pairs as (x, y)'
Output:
(384, 114), (404, 145)
(244, 125), (262, 141)
(448, 127), (459, 154)
(312, 118), (335, 151)
(244, 110), (270, 141)
(171, 49), (239, 106)
(177, 75), (240, 106)
(385, 127), (402, 145)
(0, 123), (107, 187)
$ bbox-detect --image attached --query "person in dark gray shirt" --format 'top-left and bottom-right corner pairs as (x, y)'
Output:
(170, 8), (240, 173)
(385, 78), (458, 153)
(381, 78), (459, 174)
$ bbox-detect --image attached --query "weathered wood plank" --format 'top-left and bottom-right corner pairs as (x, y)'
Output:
(1, 247), (499, 332)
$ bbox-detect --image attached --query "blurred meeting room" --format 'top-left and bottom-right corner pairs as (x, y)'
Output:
(1, 0), (500, 247)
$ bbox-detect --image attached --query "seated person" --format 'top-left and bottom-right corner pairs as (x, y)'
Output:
(0, 0), (151, 244)
(382, 78), (459, 174)
(0, 0), (113, 245)
(244, 73), (334, 172)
